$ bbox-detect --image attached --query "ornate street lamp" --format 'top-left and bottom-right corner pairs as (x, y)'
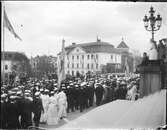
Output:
(143, 6), (162, 41)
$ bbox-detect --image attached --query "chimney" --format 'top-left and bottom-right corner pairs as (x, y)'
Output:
(97, 36), (101, 42)
(72, 42), (76, 45)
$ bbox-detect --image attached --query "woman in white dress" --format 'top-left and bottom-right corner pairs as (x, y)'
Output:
(127, 82), (138, 101)
(40, 89), (50, 123)
(57, 88), (68, 122)
(47, 91), (58, 125)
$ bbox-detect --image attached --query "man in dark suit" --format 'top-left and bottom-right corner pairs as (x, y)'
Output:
(21, 92), (33, 129)
(78, 83), (85, 112)
(6, 95), (20, 129)
(0, 94), (8, 129)
(33, 92), (44, 127)
(95, 83), (104, 106)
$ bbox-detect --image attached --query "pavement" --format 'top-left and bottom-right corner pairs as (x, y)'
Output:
(39, 106), (96, 129)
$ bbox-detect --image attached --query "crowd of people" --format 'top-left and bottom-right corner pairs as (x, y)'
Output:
(1, 73), (140, 129)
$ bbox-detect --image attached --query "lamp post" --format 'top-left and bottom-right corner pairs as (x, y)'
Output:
(143, 6), (162, 41)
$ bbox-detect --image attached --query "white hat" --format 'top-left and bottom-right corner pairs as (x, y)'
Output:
(25, 90), (31, 93)
(102, 84), (106, 88)
(45, 89), (49, 92)
(67, 86), (70, 88)
(40, 88), (44, 92)
(1, 93), (7, 98)
(10, 95), (17, 99)
(54, 87), (58, 91)
(8, 91), (15, 95)
(12, 87), (19, 91)
(36, 83), (40, 86)
(35, 92), (40, 96)
(16, 91), (22, 95)
(54, 83), (57, 86)
(81, 82), (86, 87)
(50, 91), (54, 94)
(24, 93), (31, 96)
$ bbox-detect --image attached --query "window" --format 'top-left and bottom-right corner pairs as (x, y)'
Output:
(96, 54), (98, 59)
(5, 73), (8, 79)
(72, 71), (74, 76)
(67, 63), (70, 68)
(77, 55), (79, 60)
(8, 54), (12, 58)
(72, 63), (74, 68)
(67, 56), (69, 60)
(91, 54), (94, 59)
(72, 55), (74, 60)
(4, 54), (7, 59)
(91, 63), (94, 69)
(5, 65), (8, 70)
(76, 49), (79, 52)
(82, 55), (84, 59)
(77, 63), (79, 68)
(111, 55), (113, 60)
(87, 55), (90, 60)
(68, 70), (70, 74)
(118, 64), (121, 69)
(87, 64), (89, 69)
(82, 63), (84, 68)
(96, 64), (98, 69)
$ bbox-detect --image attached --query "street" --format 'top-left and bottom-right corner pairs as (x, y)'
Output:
(39, 106), (95, 129)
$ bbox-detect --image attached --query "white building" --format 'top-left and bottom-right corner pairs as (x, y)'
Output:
(1, 51), (29, 80)
(58, 38), (133, 76)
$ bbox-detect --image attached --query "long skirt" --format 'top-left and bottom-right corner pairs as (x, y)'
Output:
(40, 104), (49, 123)
(47, 104), (58, 125)
(57, 103), (67, 121)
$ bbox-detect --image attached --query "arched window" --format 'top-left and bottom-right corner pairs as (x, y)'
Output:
(91, 63), (94, 69)
(5, 65), (8, 70)
(96, 64), (98, 69)
(87, 55), (90, 60)
(87, 64), (89, 69)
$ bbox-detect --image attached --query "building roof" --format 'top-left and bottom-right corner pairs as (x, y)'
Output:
(64, 40), (128, 54)
(58, 39), (130, 55)
(117, 40), (129, 49)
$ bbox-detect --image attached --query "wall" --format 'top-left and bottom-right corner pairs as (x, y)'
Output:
(1, 60), (12, 73)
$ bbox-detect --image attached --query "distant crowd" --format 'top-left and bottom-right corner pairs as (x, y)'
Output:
(1, 73), (140, 129)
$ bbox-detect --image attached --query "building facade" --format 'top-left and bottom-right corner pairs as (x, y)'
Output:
(58, 38), (141, 76)
(1, 51), (30, 81)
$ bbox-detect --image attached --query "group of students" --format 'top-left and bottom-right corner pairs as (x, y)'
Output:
(1, 73), (140, 129)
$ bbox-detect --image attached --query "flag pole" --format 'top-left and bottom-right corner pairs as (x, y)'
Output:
(2, 2), (5, 82)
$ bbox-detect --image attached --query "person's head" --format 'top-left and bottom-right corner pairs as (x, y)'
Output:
(143, 52), (147, 57)
(34, 91), (40, 98)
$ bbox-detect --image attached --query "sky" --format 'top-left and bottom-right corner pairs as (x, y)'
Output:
(2, 1), (167, 58)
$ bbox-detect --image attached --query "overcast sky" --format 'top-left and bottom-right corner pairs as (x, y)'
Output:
(2, 1), (167, 58)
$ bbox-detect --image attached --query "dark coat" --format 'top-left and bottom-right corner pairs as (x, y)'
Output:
(6, 101), (20, 129)
(0, 101), (8, 129)
(21, 98), (33, 129)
